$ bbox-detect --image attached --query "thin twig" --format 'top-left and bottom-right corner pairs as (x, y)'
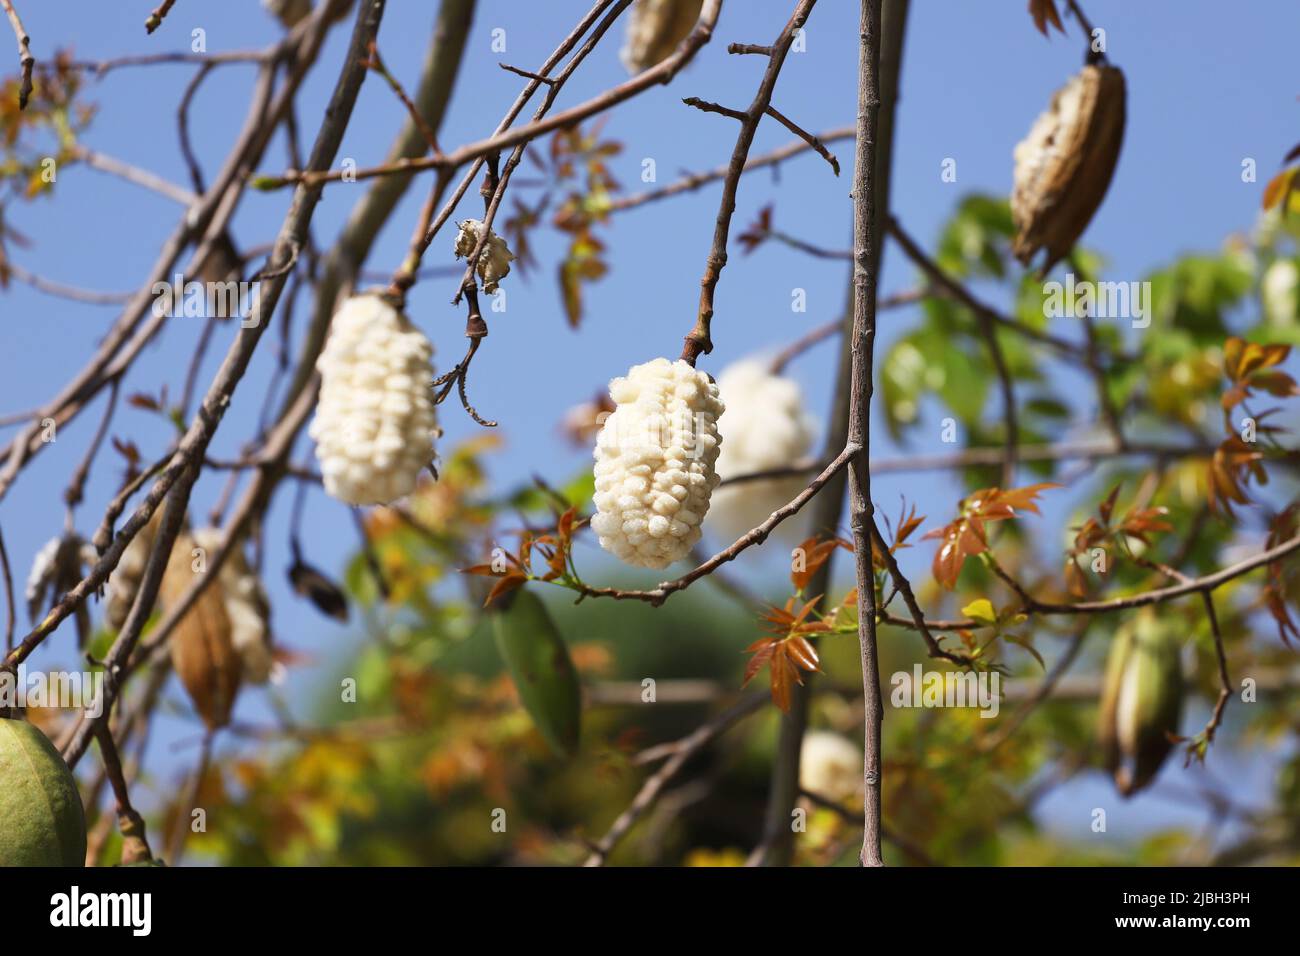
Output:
(846, 0), (885, 867)
(255, 0), (723, 190)
(0, 525), (14, 655)
(764, 105), (839, 175)
(583, 693), (767, 865)
(74, 147), (198, 205)
(571, 440), (860, 606)
(145, 0), (178, 35)
(1, 0), (33, 109)
(681, 0), (819, 365)
(610, 125), (855, 213)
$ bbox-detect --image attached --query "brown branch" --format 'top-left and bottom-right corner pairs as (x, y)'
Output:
(93, 724), (153, 864)
(682, 95), (747, 121)
(610, 125), (855, 213)
(0, 524), (13, 655)
(58, 0), (386, 767)
(394, 0), (624, 301)
(583, 693), (767, 865)
(255, 0), (723, 190)
(362, 39), (440, 154)
(69, 49), (265, 74)
(768, 288), (923, 373)
(800, 788), (938, 866)
(846, 0), (885, 868)
(449, 0), (632, 311)
(680, 0), (819, 365)
(74, 146), (198, 205)
(0, 4), (343, 505)
(974, 305), (1018, 488)
(2, 261), (133, 304)
(498, 62), (556, 85)
(728, 42), (773, 56)
(887, 217), (1094, 359)
(570, 440), (860, 606)
(869, 519), (969, 667)
(1194, 590), (1232, 753)
(1, 0), (33, 109)
(764, 105), (839, 175)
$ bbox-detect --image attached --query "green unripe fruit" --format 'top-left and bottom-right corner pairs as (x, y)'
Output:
(0, 718), (87, 866)
(1098, 610), (1184, 797)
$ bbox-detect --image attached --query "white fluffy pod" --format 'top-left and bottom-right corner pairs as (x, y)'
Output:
(309, 293), (439, 506)
(453, 219), (515, 294)
(708, 360), (817, 544)
(620, 0), (703, 74)
(192, 529), (274, 686)
(591, 358), (724, 569)
(799, 731), (861, 803)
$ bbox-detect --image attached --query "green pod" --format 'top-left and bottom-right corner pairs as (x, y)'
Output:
(491, 589), (581, 757)
(1098, 610), (1184, 797)
(0, 718), (87, 866)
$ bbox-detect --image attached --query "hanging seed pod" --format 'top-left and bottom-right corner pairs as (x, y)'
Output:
(1011, 64), (1126, 275)
(287, 553), (350, 623)
(310, 292), (439, 506)
(1098, 609), (1184, 797)
(709, 359), (818, 543)
(620, 0), (703, 75)
(0, 718), (87, 866)
(490, 588), (581, 757)
(192, 529), (274, 685)
(160, 532), (242, 730)
(591, 357), (724, 569)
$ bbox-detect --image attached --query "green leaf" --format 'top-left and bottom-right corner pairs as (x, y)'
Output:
(491, 589), (581, 757)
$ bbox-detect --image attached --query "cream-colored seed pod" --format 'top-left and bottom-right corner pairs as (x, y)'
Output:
(104, 513), (161, 630)
(1011, 64), (1126, 274)
(591, 357), (723, 569)
(709, 360), (817, 543)
(192, 530), (274, 686)
(453, 219), (515, 294)
(262, 0), (312, 28)
(799, 730), (861, 803)
(620, 0), (703, 74)
(309, 293), (439, 506)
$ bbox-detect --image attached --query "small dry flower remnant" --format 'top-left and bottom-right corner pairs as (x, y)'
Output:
(619, 0), (703, 74)
(1011, 64), (1125, 274)
(709, 359), (817, 543)
(591, 357), (723, 569)
(310, 292), (440, 506)
(453, 218), (515, 294)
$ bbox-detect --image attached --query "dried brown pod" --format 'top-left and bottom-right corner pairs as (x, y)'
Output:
(160, 533), (242, 730)
(1011, 64), (1126, 275)
(620, 0), (703, 75)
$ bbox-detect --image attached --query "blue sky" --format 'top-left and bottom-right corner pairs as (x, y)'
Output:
(2, 1), (1297, 854)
